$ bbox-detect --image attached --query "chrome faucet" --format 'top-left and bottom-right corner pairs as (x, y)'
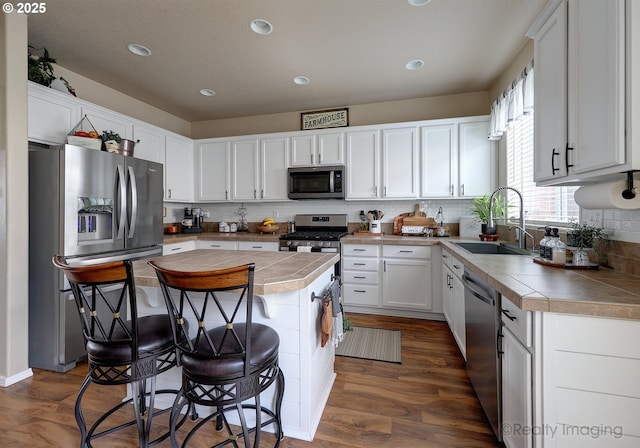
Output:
(488, 186), (532, 250)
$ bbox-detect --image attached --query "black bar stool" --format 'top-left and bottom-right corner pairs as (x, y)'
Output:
(52, 256), (187, 447)
(148, 261), (285, 448)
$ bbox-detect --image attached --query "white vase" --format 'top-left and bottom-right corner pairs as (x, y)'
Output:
(573, 248), (591, 266)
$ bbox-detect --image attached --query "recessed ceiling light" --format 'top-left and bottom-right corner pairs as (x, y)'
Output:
(199, 89), (216, 97)
(408, 0), (432, 6)
(293, 76), (310, 85)
(249, 19), (273, 35)
(127, 43), (151, 56)
(405, 59), (425, 70)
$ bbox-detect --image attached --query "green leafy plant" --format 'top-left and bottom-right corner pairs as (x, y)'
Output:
(28, 46), (57, 87)
(100, 130), (122, 143)
(470, 194), (510, 224)
(568, 221), (610, 254)
(342, 315), (354, 332)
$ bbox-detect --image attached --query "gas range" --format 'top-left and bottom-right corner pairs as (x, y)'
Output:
(279, 214), (348, 253)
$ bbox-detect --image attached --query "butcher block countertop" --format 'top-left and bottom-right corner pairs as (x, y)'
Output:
(342, 234), (640, 320)
(133, 249), (339, 296)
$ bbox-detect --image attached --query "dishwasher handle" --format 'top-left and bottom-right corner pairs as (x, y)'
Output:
(462, 273), (495, 306)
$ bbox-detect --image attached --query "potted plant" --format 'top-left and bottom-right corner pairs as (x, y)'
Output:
(567, 221), (610, 265)
(100, 130), (122, 153)
(28, 46), (57, 87)
(470, 194), (510, 235)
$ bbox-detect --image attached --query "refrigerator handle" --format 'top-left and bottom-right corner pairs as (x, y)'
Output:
(127, 166), (138, 238)
(115, 164), (127, 240)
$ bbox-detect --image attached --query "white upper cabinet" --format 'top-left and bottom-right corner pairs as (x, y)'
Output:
(81, 104), (133, 141)
(132, 122), (165, 164)
(196, 135), (289, 202)
(290, 131), (344, 166)
(231, 139), (260, 201)
(346, 129), (380, 199)
(529, 0), (633, 185)
(195, 140), (230, 202)
(458, 120), (495, 197)
(28, 82), (80, 145)
(164, 135), (193, 202)
(421, 123), (457, 198)
(259, 136), (289, 201)
(381, 126), (418, 199)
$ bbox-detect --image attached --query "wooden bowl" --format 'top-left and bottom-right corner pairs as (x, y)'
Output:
(257, 224), (280, 234)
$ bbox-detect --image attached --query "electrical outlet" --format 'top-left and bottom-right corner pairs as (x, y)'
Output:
(274, 210), (279, 218)
(163, 207), (166, 217)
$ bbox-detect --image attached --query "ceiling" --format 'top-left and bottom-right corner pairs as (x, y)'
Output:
(28, 0), (547, 123)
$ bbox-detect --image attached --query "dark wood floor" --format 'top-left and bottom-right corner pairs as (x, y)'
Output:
(0, 313), (499, 447)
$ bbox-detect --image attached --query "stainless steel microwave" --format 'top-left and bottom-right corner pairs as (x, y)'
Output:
(287, 165), (345, 199)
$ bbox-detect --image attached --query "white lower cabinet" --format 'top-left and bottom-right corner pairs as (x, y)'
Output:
(196, 240), (237, 250)
(162, 240), (197, 255)
(342, 244), (381, 307)
(441, 249), (465, 358)
(501, 295), (534, 448)
(342, 243), (442, 315)
(237, 241), (278, 252)
(382, 245), (432, 310)
(502, 327), (533, 448)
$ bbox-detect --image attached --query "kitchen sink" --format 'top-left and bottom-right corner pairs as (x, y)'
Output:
(453, 242), (533, 255)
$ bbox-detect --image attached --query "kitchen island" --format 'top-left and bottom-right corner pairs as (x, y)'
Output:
(132, 249), (340, 441)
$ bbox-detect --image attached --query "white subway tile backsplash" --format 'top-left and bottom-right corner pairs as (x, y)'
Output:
(165, 199), (477, 227)
(585, 207), (640, 243)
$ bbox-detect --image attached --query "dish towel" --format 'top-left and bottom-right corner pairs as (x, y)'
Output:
(329, 279), (344, 347)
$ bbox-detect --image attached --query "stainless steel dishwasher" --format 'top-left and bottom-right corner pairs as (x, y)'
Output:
(463, 268), (502, 442)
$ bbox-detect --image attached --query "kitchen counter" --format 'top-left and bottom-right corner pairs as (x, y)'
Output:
(134, 249), (339, 296)
(342, 233), (640, 320)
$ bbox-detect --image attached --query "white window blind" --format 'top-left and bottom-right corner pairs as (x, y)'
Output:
(505, 114), (579, 224)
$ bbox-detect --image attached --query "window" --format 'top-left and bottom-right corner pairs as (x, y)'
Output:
(505, 113), (579, 224)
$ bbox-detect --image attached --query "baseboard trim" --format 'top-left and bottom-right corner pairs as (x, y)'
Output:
(0, 368), (34, 387)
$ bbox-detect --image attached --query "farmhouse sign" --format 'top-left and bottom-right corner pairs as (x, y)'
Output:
(301, 108), (349, 130)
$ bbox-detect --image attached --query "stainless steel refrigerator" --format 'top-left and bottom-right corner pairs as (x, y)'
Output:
(29, 144), (164, 372)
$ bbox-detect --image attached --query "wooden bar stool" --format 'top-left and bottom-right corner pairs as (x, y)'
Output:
(52, 256), (187, 447)
(148, 261), (284, 447)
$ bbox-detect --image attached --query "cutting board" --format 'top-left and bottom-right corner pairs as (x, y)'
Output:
(393, 213), (412, 235)
(402, 216), (437, 227)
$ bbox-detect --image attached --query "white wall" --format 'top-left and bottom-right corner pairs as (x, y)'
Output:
(0, 14), (32, 386)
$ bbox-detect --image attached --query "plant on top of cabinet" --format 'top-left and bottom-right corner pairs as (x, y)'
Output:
(28, 46), (57, 87)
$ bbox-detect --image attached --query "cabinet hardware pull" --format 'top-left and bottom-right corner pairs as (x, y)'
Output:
(254, 189), (257, 199)
(252, 246), (262, 249)
(212, 245), (221, 247)
(450, 184), (454, 196)
(551, 148), (560, 175)
(502, 309), (517, 321)
(453, 264), (461, 269)
(311, 154), (314, 164)
(383, 261), (386, 272)
(565, 143), (574, 173)
(400, 250), (413, 253)
(354, 289), (366, 293)
(384, 186), (387, 197)
(319, 154), (322, 164)
(261, 189), (264, 199)
(168, 188), (172, 199)
(442, 254), (448, 258)
(460, 184), (465, 196)
(225, 190), (229, 200)
(171, 247), (181, 251)
(354, 248), (366, 252)
(353, 263), (366, 266)
(354, 276), (366, 279)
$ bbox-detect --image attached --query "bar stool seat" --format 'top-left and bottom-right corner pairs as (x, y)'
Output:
(149, 261), (285, 447)
(52, 256), (188, 447)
